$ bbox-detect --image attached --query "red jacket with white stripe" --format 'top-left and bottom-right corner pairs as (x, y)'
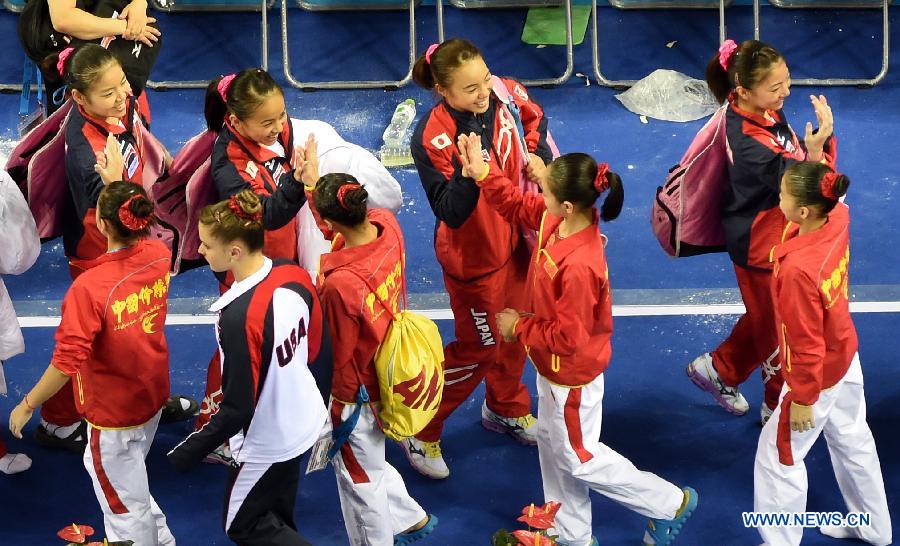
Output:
(772, 203), (856, 407)
(318, 209), (405, 404)
(51, 239), (171, 428)
(477, 174), (612, 386)
(723, 100), (837, 270)
(411, 78), (552, 282)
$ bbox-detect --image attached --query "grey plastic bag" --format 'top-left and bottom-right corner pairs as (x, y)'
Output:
(615, 69), (720, 122)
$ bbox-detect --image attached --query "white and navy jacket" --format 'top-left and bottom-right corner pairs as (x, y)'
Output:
(168, 258), (332, 468)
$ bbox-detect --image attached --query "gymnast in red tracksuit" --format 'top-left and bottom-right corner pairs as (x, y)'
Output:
(754, 162), (891, 546)
(314, 174), (435, 546)
(458, 141), (698, 546)
(9, 182), (175, 545)
(408, 38), (554, 478)
(687, 39), (837, 425)
(41, 43), (182, 450)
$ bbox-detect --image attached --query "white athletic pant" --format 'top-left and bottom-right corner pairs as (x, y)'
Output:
(754, 354), (892, 546)
(83, 411), (175, 546)
(332, 401), (426, 546)
(536, 374), (683, 546)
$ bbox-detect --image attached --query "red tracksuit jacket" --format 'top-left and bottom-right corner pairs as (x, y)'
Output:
(51, 239), (171, 428)
(723, 99), (837, 270)
(317, 209), (405, 403)
(64, 97), (148, 262)
(410, 77), (553, 282)
(477, 175), (612, 386)
(211, 119), (306, 263)
(772, 203), (856, 408)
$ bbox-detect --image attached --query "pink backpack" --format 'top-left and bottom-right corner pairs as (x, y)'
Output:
(158, 130), (217, 273)
(651, 106), (730, 257)
(6, 99), (176, 267)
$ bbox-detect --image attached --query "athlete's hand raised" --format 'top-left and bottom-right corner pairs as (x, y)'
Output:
(803, 95), (834, 162)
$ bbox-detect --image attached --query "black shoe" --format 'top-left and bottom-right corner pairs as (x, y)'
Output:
(34, 421), (87, 453)
(160, 395), (199, 424)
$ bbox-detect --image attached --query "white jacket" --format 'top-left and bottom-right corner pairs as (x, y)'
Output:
(290, 118), (403, 212)
(0, 170), (40, 361)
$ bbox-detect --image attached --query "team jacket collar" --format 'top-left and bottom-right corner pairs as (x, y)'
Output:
(69, 238), (149, 271)
(773, 203), (849, 261)
(210, 257), (273, 312)
(77, 95), (136, 136)
(441, 96), (498, 132)
(728, 96), (783, 128)
(319, 211), (397, 277)
(540, 209), (601, 263)
(223, 119), (295, 167)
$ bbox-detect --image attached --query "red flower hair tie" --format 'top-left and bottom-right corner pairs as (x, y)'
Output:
(820, 171), (840, 201)
(228, 194), (262, 222)
(425, 43), (440, 65)
(218, 74), (237, 102)
(718, 39), (739, 71)
(594, 163), (610, 193)
(57, 47), (75, 77)
(118, 195), (150, 231)
(337, 183), (362, 210)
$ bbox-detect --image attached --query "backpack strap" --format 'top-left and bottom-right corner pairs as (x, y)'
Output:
(491, 76), (529, 164)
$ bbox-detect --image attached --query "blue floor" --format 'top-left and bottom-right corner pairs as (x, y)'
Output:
(0, 4), (898, 545)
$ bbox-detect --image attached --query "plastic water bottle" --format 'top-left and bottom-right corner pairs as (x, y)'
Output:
(380, 99), (416, 167)
(382, 99), (416, 147)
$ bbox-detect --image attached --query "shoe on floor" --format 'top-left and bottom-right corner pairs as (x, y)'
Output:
(34, 421), (87, 453)
(202, 443), (236, 467)
(401, 437), (449, 479)
(161, 394), (199, 424)
(0, 453), (32, 474)
(481, 402), (537, 445)
(643, 487), (699, 546)
(686, 353), (749, 415)
(394, 514), (438, 545)
(760, 403), (774, 426)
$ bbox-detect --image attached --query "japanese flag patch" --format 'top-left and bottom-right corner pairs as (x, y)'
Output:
(430, 132), (452, 150)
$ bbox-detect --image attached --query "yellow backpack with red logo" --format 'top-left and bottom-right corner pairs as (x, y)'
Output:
(334, 248), (445, 441)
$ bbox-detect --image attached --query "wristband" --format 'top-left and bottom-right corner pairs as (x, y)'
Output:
(474, 163), (491, 182)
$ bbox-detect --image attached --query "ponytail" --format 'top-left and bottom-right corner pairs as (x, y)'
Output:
(97, 181), (155, 240)
(706, 39), (784, 104)
(412, 38), (483, 90)
(204, 68), (282, 132)
(783, 161), (849, 216)
(599, 172), (624, 222)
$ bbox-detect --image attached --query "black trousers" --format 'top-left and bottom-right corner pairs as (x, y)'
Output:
(223, 453), (311, 546)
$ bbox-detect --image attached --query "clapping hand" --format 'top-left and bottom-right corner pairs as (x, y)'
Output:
(457, 132), (488, 180)
(803, 95), (833, 162)
(293, 134), (320, 188)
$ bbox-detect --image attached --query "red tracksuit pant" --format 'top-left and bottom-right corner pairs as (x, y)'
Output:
(712, 263), (785, 410)
(416, 246), (533, 443)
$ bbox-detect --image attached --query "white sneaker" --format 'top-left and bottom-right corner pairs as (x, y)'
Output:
(401, 437), (449, 479)
(686, 353), (750, 415)
(203, 443), (236, 467)
(481, 402), (537, 445)
(760, 404), (774, 426)
(0, 453), (32, 474)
